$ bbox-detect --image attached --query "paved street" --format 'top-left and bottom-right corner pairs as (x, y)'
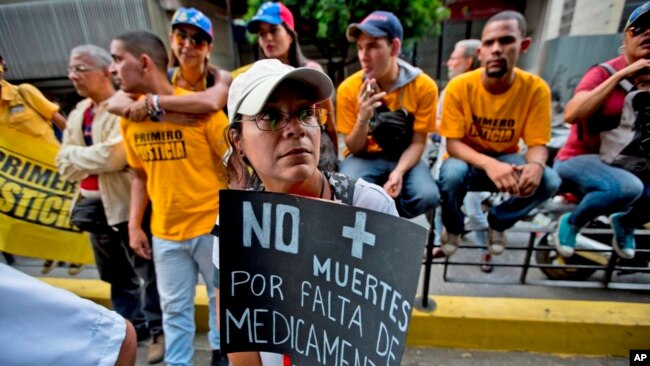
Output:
(134, 333), (627, 366)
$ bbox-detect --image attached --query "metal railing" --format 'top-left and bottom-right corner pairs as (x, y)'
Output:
(419, 209), (650, 308)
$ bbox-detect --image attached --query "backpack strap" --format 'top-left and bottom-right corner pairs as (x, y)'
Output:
(324, 171), (357, 205)
(599, 63), (634, 92)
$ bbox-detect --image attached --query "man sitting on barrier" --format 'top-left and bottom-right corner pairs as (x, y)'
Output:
(336, 11), (439, 219)
(438, 10), (561, 256)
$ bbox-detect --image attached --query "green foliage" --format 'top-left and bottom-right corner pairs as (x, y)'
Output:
(243, 0), (449, 60)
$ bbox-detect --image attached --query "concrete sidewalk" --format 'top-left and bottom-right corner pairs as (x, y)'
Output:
(134, 332), (628, 366)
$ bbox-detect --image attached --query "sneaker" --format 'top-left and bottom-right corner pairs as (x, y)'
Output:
(67, 263), (84, 276)
(147, 333), (164, 364)
(553, 213), (579, 258)
(211, 349), (229, 366)
(480, 252), (493, 273)
(609, 213), (636, 259)
(41, 260), (55, 274)
(440, 230), (460, 256)
(487, 228), (507, 255)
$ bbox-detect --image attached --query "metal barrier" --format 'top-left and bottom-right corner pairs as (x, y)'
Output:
(419, 209), (650, 308)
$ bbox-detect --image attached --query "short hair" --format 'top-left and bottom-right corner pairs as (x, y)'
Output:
(70, 45), (112, 69)
(113, 30), (168, 71)
(486, 10), (527, 37)
(455, 39), (482, 70)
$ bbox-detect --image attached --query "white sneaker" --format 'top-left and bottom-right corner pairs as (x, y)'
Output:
(441, 230), (461, 256)
(488, 228), (507, 255)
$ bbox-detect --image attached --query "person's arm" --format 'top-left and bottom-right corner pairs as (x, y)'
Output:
(57, 114), (126, 179)
(564, 58), (650, 124)
(516, 145), (548, 197)
(157, 70), (232, 114)
(229, 352), (263, 366)
(16, 83), (65, 129)
(447, 138), (520, 196)
(106, 90), (139, 117)
(344, 78), (386, 155)
(383, 132), (426, 198)
(52, 112), (66, 130)
(128, 168), (152, 260)
(517, 79), (552, 196)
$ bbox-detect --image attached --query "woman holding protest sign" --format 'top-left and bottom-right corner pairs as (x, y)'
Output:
(213, 59), (398, 366)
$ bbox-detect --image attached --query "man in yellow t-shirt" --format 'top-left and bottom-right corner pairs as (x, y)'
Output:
(109, 30), (229, 366)
(438, 11), (561, 257)
(0, 55), (66, 145)
(337, 11), (439, 219)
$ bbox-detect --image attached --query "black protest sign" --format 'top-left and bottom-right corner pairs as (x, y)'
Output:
(218, 190), (427, 366)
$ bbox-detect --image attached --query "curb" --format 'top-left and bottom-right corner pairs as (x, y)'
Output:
(409, 295), (650, 356)
(40, 278), (650, 357)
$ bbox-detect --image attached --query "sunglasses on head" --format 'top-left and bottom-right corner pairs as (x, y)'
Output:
(628, 20), (650, 37)
(173, 30), (209, 49)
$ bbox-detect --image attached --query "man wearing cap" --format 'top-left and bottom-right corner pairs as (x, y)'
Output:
(109, 30), (229, 366)
(553, 2), (650, 260)
(337, 11), (439, 219)
(438, 10), (561, 257)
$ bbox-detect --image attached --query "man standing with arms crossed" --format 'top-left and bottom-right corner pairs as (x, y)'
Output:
(438, 11), (561, 256)
(109, 30), (229, 366)
(337, 11), (439, 219)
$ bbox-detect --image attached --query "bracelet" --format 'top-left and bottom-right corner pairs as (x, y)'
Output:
(152, 94), (161, 112)
(528, 160), (546, 169)
(357, 117), (370, 125)
(147, 94), (165, 122)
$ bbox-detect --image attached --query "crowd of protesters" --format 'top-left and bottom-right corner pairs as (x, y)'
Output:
(1, 2), (649, 365)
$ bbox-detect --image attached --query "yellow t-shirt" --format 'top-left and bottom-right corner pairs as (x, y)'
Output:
(120, 87), (229, 241)
(0, 81), (59, 145)
(336, 69), (438, 156)
(440, 68), (551, 154)
(230, 64), (253, 79)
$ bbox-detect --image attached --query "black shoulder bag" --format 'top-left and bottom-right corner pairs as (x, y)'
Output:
(368, 89), (414, 160)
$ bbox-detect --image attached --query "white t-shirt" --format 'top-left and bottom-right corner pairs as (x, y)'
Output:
(212, 177), (398, 366)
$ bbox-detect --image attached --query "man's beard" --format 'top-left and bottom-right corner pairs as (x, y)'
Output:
(486, 66), (507, 78)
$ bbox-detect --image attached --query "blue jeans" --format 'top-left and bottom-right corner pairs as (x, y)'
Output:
(554, 154), (647, 227)
(153, 235), (219, 366)
(439, 154), (561, 234)
(340, 155), (439, 218)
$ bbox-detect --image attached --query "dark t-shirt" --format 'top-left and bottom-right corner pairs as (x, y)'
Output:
(556, 55), (628, 161)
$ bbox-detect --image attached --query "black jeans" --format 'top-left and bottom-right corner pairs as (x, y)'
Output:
(89, 205), (162, 336)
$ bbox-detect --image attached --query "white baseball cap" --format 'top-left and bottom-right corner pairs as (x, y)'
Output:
(227, 59), (334, 124)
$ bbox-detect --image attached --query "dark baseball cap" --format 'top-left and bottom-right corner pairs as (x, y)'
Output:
(346, 11), (403, 42)
(626, 1), (650, 30)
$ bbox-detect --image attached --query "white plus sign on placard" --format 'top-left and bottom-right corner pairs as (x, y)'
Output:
(341, 211), (375, 259)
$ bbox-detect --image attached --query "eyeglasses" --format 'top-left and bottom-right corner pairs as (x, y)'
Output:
(628, 22), (649, 37)
(237, 107), (327, 131)
(173, 30), (209, 49)
(67, 65), (101, 74)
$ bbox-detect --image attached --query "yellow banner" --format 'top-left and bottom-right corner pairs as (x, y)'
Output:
(0, 126), (94, 263)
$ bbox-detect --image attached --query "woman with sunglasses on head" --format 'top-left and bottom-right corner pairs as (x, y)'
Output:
(212, 59), (398, 366)
(108, 7), (231, 123)
(232, 1), (339, 172)
(553, 2), (650, 260)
